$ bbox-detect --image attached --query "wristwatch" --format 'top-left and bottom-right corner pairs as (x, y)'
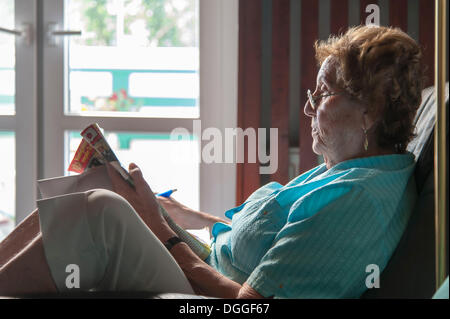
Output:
(164, 236), (183, 251)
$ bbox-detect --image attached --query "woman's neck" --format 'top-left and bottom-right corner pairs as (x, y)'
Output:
(324, 146), (396, 169)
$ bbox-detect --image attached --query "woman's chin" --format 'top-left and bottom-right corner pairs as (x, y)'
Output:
(312, 141), (323, 156)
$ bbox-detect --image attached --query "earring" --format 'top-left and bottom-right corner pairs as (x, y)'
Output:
(363, 128), (369, 151)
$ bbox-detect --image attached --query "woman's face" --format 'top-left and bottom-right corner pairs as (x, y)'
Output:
(304, 57), (368, 168)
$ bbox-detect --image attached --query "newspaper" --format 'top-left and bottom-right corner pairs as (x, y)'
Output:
(38, 123), (211, 260)
(68, 123), (134, 188)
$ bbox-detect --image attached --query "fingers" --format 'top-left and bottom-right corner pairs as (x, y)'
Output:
(128, 163), (144, 186)
(127, 163), (155, 197)
(156, 196), (181, 211)
(106, 162), (130, 192)
(157, 196), (170, 204)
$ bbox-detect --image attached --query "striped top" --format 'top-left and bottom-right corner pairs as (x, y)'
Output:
(208, 153), (417, 298)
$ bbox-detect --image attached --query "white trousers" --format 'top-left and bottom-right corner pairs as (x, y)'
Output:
(37, 189), (194, 294)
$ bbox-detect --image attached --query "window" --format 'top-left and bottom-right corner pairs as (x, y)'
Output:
(0, 2), (16, 239)
(0, 0), (38, 237)
(65, 0), (200, 118)
(41, 0), (238, 225)
(0, 0), (15, 115)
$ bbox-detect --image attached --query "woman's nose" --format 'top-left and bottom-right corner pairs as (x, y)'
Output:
(304, 98), (316, 118)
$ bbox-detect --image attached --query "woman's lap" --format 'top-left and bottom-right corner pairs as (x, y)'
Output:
(37, 189), (194, 294)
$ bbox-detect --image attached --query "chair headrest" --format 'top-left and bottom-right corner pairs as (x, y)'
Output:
(407, 83), (449, 193)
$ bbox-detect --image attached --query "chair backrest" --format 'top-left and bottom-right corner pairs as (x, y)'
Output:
(362, 83), (449, 298)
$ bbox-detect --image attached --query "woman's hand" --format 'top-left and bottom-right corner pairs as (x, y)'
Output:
(157, 196), (230, 232)
(156, 196), (207, 230)
(106, 162), (163, 229)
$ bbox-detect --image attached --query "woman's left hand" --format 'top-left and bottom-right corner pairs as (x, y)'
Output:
(106, 162), (163, 228)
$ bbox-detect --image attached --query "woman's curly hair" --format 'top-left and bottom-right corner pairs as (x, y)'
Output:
(314, 26), (426, 153)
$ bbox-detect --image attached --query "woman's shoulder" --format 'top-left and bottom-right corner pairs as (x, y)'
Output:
(287, 160), (417, 223)
(331, 152), (415, 175)
(324, 153), (416, 196)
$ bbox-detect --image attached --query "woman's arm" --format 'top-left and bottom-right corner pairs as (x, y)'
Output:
(157, 225), (264, 298)
(106, 163), (264, 299)
(157, 196), (230, 235)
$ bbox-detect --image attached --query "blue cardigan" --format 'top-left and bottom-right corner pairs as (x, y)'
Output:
(208, 153), (417, 298)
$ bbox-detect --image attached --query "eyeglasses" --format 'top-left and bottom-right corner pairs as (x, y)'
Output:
(307, 89), (341, 110)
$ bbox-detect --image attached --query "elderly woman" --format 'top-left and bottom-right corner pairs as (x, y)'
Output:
(0, 25), (424, 298)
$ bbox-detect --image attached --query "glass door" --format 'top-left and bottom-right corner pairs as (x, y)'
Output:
(0, 0), (16, 238)
(42, 0), (238, 216)
(67, 0), (201, 209)
(0, 0), (38, 236)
